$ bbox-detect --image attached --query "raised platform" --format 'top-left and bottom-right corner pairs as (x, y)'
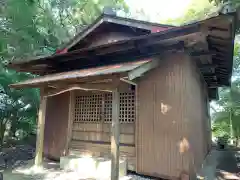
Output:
(60, 155), (127, 179)
(3, 159), (131, 180)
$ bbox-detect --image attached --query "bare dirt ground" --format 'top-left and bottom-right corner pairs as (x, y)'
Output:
(3, 160), (156, 180)
(215, 150), (240, 180)
(198, 148), (240, 180)
(2, 145), (239, 180)
(0, 145), (155, 180)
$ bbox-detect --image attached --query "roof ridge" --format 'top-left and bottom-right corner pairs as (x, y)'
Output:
(59, 13), (174, 52)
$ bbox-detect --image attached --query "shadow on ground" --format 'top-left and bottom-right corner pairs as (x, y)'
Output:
(2, 160), (64, 180)
(197, 148), (240, 180)
(215, 150), (240, 180)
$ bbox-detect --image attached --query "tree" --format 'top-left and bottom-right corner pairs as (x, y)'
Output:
(211, 44), (240, 146)
(0, 64), (39, 146)
(0, 0), (128, 61)
(0, 0), (128, 146)
(210, 0), (240, 8)
(161, 0), (218, 26)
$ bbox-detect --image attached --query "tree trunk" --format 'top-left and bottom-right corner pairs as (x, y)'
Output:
(0, 122), (6, 148)
(236, 136), (240, 147)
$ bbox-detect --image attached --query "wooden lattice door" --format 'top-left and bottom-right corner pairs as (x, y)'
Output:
(74, 92), (135, 123)
(70, 91), (136, 170)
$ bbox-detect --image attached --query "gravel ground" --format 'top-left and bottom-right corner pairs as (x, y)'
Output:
(0, 145), (159, 180)
(0, 145), (35, 170)
(128, 173), (158, 180)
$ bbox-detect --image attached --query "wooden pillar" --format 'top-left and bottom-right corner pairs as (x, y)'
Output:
(34, 92), (47, 167)
(111, 88), (120, 180)
(65, 91), (75, 156)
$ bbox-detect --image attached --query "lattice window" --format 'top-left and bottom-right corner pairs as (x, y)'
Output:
(104, 93), (112, 123)
(74, 91), (135, 123)
(119, 92), (135, 123)
(74, 94), (102, 122)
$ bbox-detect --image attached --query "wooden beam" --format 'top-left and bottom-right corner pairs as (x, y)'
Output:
(65, 90), (75, 155)
(104, 16), (172, 32)
(44, 83), (114, 97)
(35, 90), (47, 167)
(190, 50), (214, 57)
(199, 64), (217, 70)
(208, 35), (231, 41)
(8, 23), (200, 73)
(120, 78), (137, 86)
(111, 87), (120, 180)
(128, 58), (160, 80)
(65, 18), (104, 50)
(208, 85), (220, 89)
(209, 26), (229, 32)
(9, 74), (123, 89)
(203, 72), (227, 77)
(184, 32), (207, 48)
(48, 85), (57, 89)
(204, 76), (217, 80)
(55, 41), (184, 73)
(209, 29), (230, 39)
(209, 43), (229, 52)
(207, 81), (222, 88)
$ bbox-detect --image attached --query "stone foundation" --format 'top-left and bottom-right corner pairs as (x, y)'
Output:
(60, 155), (127, 179)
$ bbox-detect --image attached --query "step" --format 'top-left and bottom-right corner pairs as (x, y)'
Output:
(60, 155), (127, 179)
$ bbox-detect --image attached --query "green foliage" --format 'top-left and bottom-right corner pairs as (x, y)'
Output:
(211, 44), (240, 146)
(210, 0), (240, 8)
(0, 64), (39, 145)
(162, 0), (218, 26)
(1, 0), (128, 60)
(0, 0), (128, 146)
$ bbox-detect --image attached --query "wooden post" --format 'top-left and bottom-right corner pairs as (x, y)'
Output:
(65, 91), (75, 155)
(34, 92), (47, 167)
(111, 88), (120, 180)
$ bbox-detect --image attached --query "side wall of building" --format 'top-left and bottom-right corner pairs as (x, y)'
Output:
(136, 53), (211, 178)
(44, 92), (70, 160)
(187, 58), (212, 169)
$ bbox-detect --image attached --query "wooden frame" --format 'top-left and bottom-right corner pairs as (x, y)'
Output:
(134, 84), (138, 172)
(65, 90), (75, 155)
(34, 90), (47, 167)
(128, 58), (160, 80)
(43, 77), (123, 179)
(111, 87), (120, 180)
(120, 78), (137, 86)
(44, 83), (115, 98)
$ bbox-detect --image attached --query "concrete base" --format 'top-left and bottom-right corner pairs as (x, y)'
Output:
(60, 155), (127, 179)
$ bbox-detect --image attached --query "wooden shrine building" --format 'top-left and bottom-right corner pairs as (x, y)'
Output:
(8, 11), (236, 179)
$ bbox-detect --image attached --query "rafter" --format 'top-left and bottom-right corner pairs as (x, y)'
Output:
(199, 64), (217, 70)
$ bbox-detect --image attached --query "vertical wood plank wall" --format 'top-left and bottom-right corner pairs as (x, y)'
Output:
(136, 54), (210, 178)
(44, 92), (70, 160)
(187, 60), (211, 170)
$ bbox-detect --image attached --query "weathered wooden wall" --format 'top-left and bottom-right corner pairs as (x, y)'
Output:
(187, 58), (211, 170)
(44, 92), (70, 160)
(136, 53), (210, 178)
(86, 31), (136, 48)
(41, 54), (210, 176)
(70, 123), (135, 170)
